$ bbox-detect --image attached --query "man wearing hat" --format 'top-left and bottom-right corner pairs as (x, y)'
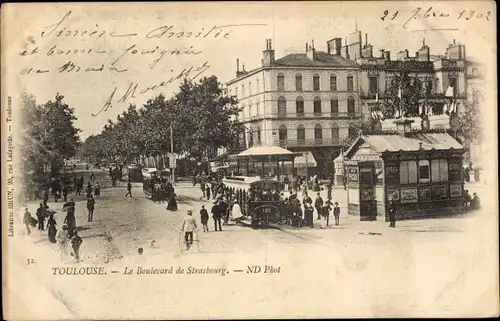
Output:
(333, 202), (341, 226)
(180, 210), (198, 250)
(211, 200), (223, 231)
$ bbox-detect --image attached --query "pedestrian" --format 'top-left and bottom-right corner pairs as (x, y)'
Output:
(71, 230), (83, 261)
(200, 182), (206, 199)
(47, 214), (57, 243)
(42, 188), (49, 206)
(167, 193), (178, 211)
(231, 199), (243, 224)
(200, 205), (209, 232)
(86, 182), (92, 198)
(205, 183), (211, 200)
(388, 200), (397, 228)
(211, 201), (223, 231)
(304, 203), (314, 228)
(23, 207), (33, 235)
(62, 185), (68, 202)
(333, 202), (341, 226)
(125, 180), (132, 197)
(470, 192), (481, 210)
(321, 199), (332, 228)
(63, 201), (77, 238)
(36, 203), (46, 231)
(90, 172), (95, 182)
(221, 197), (229, 225)
(56, 224), (69, 262)
(180, 210), (197, 250)
(87, 195), (95, 222)
(314, 192), (324, 220)
(94, 182), (101, 198)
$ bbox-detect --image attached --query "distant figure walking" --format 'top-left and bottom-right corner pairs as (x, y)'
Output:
(388, 201), (397, 228)
(211, 201), (223, 231)
(23, 208), (34, 235)
(167, 193), (178, 211)
(56, 224), (69, 262)
(87, 195), (96, 222)
(180, 210), (198, 250)
(125, 180), (132, 197)
(94, 182), (101, 198)
(47, 214), (57, 243)
(333, 202), (341, 226)
(200, 205), (209, 232)
(36, 203), (46, 231)
(71, 230), (83, 262)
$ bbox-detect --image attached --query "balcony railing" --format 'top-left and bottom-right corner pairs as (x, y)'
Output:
(277, 137), (342, 148)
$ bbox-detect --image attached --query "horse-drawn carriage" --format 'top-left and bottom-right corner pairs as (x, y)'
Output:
(223, 176), (285, 228)
(142, 168), (173, 201)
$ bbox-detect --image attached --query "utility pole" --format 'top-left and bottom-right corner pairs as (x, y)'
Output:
(170, 124), (175, 184)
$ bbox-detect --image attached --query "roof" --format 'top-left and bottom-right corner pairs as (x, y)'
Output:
(237, 146), (294, 157)
(385, 60), (434, 71)
(273, 51), (357, 68)
(346, 132), (463, 156)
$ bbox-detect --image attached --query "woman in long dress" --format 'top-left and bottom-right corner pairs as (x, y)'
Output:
(47, 214), (57, 243)
(231, 200), (243, 223)
(167, 193), (178, 211)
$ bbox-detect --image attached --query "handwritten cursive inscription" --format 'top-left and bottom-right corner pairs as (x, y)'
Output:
(111, 44), (203, 69)
(92, 61), (211, 117)
(41, 11), (137, 38)
(380, 7), (491, 29)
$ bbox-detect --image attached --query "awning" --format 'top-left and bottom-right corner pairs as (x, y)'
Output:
(294, 151), (317, 168)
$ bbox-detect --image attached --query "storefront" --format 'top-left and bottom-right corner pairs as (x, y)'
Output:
(344, 119), (465, 221)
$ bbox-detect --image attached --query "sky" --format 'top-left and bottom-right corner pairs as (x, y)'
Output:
(5, 1), (495, 140)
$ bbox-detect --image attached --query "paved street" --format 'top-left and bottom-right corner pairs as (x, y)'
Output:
(6, 170), (497, 319)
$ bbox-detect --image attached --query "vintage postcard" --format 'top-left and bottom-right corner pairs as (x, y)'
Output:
(1, 1), (498, 319)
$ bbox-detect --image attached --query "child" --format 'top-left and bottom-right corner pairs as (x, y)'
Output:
(333, 202), (341, 226)
(71, 230), (83, 262)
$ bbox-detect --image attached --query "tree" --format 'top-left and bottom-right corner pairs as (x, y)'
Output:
(381, 64), (423, 118)
(21, 93), (81, 194)
(457, 89), (483, 144)
(341, 115), (380, 147)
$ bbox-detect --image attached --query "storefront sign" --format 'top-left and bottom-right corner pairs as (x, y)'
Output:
(386, 187), (400, 201)
(385, 164), (399, 184)
(400, 188), (418, 203)
(450, 184), (462, 198)
(352, 155), (380, 161)
(419, 187), (431, 201)
(448, 160), (462, 181)
(360, 188), (374, 201)
(348, 167), (358, 182)
(432, 185), (449, 200)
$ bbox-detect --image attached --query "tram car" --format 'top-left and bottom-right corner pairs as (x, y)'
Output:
(223, 176), (285, 228)
(142, 168), (171, 199)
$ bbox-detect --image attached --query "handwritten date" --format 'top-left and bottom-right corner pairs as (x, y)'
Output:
(381, 7), (491, 28)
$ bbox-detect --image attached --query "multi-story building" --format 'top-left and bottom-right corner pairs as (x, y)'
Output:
(226, 30), (472, 177)
(226, 39), (361, 177)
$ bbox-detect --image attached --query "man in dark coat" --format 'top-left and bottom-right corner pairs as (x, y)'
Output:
(87, 195), (96, 222)
(314, 192), (324, 220)
(36, 203), (46, 231)
(211, 201), (223, 231)
(200, 205), (209, 232)
(388, 200), (397, 228)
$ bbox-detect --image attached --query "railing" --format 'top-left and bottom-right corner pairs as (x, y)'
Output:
(277, 137), (342, 148)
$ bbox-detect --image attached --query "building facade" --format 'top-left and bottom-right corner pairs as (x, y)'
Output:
(226, 31), (474, 178)
(226, 39), (362, 178)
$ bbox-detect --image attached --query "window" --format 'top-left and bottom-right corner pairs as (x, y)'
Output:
(448, 77), (457, 95)
(249, 81), (252, 96)
(296, 74), (302, 91)
(242, 84), (245, 97)
(313, 74), (320, 91)
(256, 127), (261, 145)
(472, 68), (478, 75)
(418, 160), (430, 183)
(330, 98), (339, 115)
(314, 124), (323, 140)
(278, 97), (286, 117)
(313, 97), (322, 115)
(277, 73), (285, 92)
(431, 159), (449, 182)
(331, 123), (339, 144)
(347, 97), (356, 115)
(235, 87), (238, 98)
(256, 79), (259, 93)
(296, 97), (304, 115)
(369, 76), (378, 93)
(330, 75), (337, 91)
(297, 125), (305, 142)
(400, 160), (418, 184)
(249, 100), (253, 117)
(279, 125), (287, 141)
(347, 75), (354, 91)
(256, 102), (260, 115)
(435, 78), (440, 93)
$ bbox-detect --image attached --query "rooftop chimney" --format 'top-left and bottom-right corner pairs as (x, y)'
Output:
(379, 49), (385, 58)
(394, 119), (414, 135)
(384, 51), (391, 61)
(365, 33), (368, 46)
(237, 58), (239, 72)
(306, 41), (315, 60)
(262, 38), (275, 67)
